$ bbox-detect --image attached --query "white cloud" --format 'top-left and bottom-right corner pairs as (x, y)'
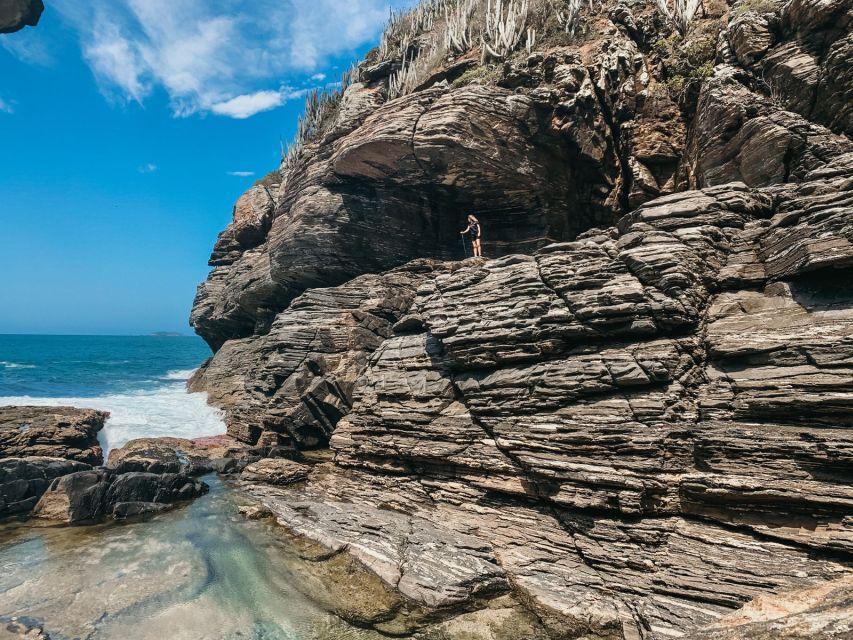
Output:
(48, 0), (418, 119)
(84, 17), (150, 104)
(227, 171), (256, 177)
(211, 90), (286, 119)
(0, 98), (13, 114)
(138, 163), (158, 173)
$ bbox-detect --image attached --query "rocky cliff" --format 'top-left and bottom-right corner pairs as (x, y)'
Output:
(191, 0), (853, 637)
(0, 0), (43, 34)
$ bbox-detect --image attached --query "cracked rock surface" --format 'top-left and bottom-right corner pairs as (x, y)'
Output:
(191, 0), (853, 636)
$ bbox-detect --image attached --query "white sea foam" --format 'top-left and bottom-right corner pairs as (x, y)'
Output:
(0, 384), (225, 458)
(0, 361), (36, 369)
(163, 368), (197, 381)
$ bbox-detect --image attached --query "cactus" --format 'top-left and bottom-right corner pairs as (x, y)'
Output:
(444, 0), (478, 54)
(526, 26), (536, 53)
(555, 0), (582, 35)
(482, 0), (530, 60)
(655, 0), (703, 36)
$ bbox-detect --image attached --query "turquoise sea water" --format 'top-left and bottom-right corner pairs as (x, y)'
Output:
(0, 334), (224, 453)
(0, 336), (382, 638)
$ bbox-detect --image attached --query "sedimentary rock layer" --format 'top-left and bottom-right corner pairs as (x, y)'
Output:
(0, 406), (107, 466)
(193, 0), (853, 636)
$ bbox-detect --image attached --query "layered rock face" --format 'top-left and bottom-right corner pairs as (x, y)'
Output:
(0, 406), (107, 465)
(0, 0), (43, 34)
(192, 0), (853, 636)
(0, 406), (108, 519)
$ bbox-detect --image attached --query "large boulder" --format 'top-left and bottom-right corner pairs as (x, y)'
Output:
(0, 457), (89, 518)
(0, 406), (108, 465)
(0, 0), (43, 34)
(107, 435), (254, 475)
(32, 468), (208, 523)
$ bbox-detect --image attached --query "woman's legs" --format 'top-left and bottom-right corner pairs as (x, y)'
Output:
(473, 239), (482, 257)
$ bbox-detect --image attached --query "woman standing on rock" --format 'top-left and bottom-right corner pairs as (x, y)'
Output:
(461, 215), (482, 258)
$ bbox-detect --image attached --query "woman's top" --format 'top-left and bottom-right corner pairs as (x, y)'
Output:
(469, 223), (481, 241)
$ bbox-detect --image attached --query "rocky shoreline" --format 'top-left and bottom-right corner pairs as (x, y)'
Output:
(187, 0), (853, 636)
(2, 0), (852, 637)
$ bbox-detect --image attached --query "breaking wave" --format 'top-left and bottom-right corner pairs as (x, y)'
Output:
(0, 383), (224, 457)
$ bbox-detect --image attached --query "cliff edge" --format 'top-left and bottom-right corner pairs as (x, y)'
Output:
(191, 0), (853, 637)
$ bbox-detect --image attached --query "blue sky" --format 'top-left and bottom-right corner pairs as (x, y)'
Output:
(0, 0), (414, 335)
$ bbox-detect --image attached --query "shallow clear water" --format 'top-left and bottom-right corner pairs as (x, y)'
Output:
(0, 334), (224, 453)
(0, 475), (383, 640)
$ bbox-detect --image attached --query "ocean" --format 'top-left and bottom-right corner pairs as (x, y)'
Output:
(0, 334), (225, 455)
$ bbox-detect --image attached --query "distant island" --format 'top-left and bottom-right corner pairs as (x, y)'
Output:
(150, 331), (185, 337)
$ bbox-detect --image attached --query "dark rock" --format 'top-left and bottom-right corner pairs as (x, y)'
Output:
(0, 617), (50, 639)
(32, 468), (208, 523)
(191, 265), (433, 447)
(0, 0), (43, 34)
(0, 406), (108, 465)
(684, 72), (852, 189)
(0, 457), (90, 518)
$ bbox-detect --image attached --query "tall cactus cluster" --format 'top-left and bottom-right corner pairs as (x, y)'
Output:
(482, 0), (530, 60)
(280, 64), (358, 181)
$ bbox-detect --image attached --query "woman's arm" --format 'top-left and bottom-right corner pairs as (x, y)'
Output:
(461, 224), (471, 234)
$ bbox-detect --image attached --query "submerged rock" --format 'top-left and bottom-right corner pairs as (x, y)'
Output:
(0, 618), (50, 640)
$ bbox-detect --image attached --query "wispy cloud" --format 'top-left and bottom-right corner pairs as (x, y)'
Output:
(0, 98), (14, 114)
(138, 163), (158, 173)
(1, 33), (54, 66)
(227, 171), (256, 177)
(48, 0), (416, 119)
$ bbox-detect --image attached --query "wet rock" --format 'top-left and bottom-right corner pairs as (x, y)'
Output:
(32, 468), (208, 523)
(0, 406), (108, 465)
(0, 0), (43, 34)
(240, 459), (309, 486)
(0, 618), (50, 640)
(0, 457), (90, 518)
(107, 435), (253, 475)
